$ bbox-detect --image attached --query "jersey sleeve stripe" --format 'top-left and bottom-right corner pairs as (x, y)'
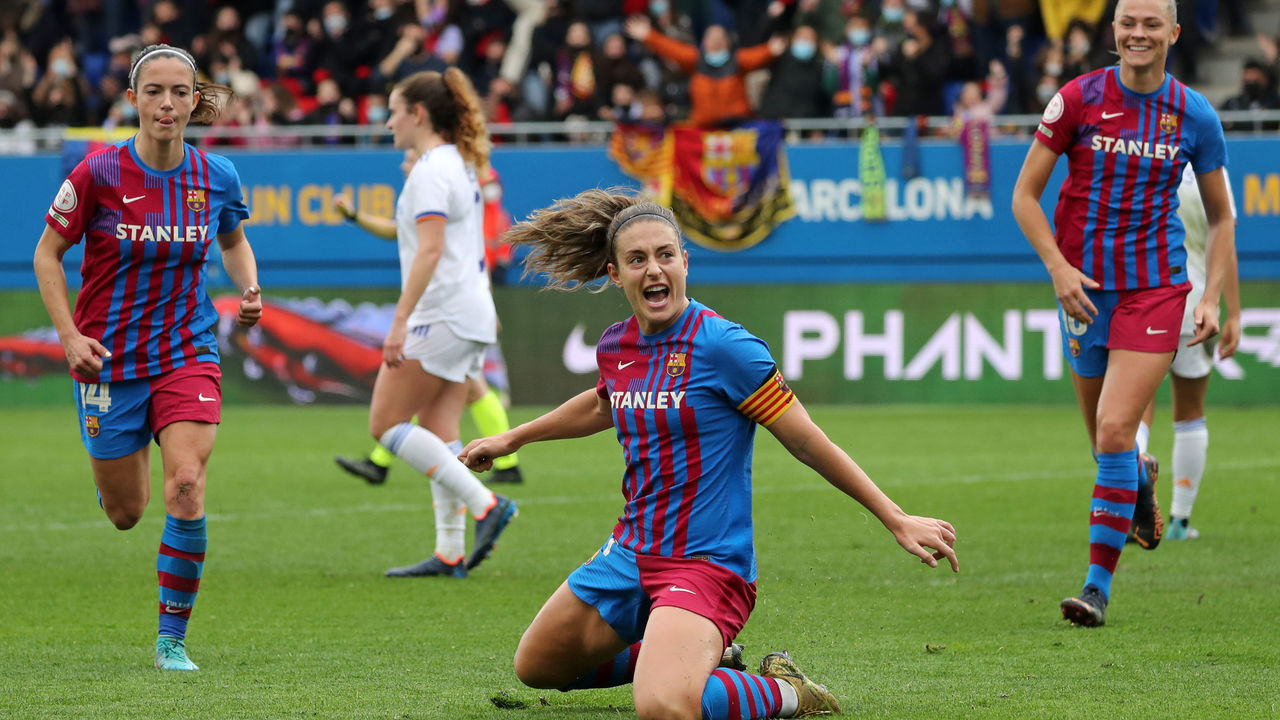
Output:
(415, 210), (447, 222)
(737, 370), (795, 427)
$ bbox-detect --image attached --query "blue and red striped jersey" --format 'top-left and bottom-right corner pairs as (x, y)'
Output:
(1034, 67), (1227, 290)
(45, 137), (248, 383)
(594, 299), (795, 582)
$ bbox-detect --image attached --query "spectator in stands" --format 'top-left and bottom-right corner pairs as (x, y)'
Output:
(303, 77), (358, 145)
(600, 80), (643, 122)
(950, 60), (1008, 133)
(378, 20), (447, 87)
(306, 1), (374, 96)
(937, 0), (981, 84)
(0, 32), (35, 123)
(150, 0), (197, 50)
(470, 34), (509, 98)
(595, 32), (646, 108)
(271, 10), (311, 85)
(570, 0), (624, 42)
(30, 39), (90, 126)
(759, 24), (832, 121)
(1256, 32), (1280, 95)
(553, 21), (604, 120)
(201, 5), (258, 75)
(1061, 18), (1109, 81)
(876, 0), (910, 48)
(366, 0), (407, 65)
(0, 87), (29, 128)
(624, 14), (786, 128)
(1220, 58), (1280, 132)
(997, 23), (1031, 115)
(884, 9), (947, 118)
(828, 13), (888, 119)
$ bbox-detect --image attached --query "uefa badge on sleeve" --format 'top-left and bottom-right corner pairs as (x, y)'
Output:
(666, 352), (687, 377)
(185, 188), (207, 212)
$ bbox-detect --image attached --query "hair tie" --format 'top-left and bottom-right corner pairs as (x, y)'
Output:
(130, 47), (198, 89)
(608, 211), (680, 243)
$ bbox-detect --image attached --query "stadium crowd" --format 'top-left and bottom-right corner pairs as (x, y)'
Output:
(0, 0), (1276, 142)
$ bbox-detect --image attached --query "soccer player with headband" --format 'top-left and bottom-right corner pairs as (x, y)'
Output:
(33, 43), (262, 670)
(460, 188), (958, 719)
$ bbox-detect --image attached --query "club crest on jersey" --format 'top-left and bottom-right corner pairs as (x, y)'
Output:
(666, 352), (687, 377)
(185, 188), (207, 212)
(1159, 113), (1179, 134)
(85, 416), (100, 438)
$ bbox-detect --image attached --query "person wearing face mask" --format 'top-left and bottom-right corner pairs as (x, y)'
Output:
(830, 13), (888, 119)
(32, 40), (90, 126)
(624, 14), (786, 127)
(758, 24), (833, 121)
(1061, 18), (1109, 81)
(305, 0), (376, 96)
(1220, 58), (1280, 131)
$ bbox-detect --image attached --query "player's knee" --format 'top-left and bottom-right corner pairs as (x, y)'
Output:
(633, 689), (701, 720)
(166, 466), (206, 512)
(1095, 416), (1136, 452)
(512, 647), (566, 689)
(103, 502), (144, 530)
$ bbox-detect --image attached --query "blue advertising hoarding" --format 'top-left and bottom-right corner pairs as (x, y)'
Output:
(2, 137), (1278, 289)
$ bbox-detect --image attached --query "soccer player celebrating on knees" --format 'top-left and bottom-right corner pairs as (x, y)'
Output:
(363, 69), (516, 579)
(1012, 0), (1235, 626)
(32, 44), (262, 670)
(1134, 165), (1240, 541)
(459, 190), (958, 719)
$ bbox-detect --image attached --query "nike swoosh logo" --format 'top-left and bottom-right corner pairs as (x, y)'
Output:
(668, 585), (696, 594)
(1101, 111), (1123, 119)
(562, 324), (598, 374)
(198, 393), (217, 402)
(618, 360), (636, 369)
(1145, 327), (1168, 335)
(123, 195), (145, 204)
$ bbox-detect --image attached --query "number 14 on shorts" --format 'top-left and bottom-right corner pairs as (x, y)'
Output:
(79, 382), (113, 413)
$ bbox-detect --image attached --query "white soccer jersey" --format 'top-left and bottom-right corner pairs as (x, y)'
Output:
(395, 144), (496, 343)
(1175, 165), (1236, 333)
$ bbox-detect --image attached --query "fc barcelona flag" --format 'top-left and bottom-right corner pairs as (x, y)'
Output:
(610, 120), (794, 252)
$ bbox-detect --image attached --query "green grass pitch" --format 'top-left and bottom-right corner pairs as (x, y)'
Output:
(2, 403), (1277, 718)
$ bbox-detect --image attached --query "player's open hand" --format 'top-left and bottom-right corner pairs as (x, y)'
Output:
(891, 514), (959, 572)
(1051, 262), (1099, 325)
(1189, 297), (1221, 347)
(459, 434), (517, 473)
(62, 331), (110, 378)
(237, 285), (262, 327)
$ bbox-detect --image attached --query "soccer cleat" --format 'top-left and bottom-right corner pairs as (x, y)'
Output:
(719, 643), (747, 671)
(488, 466), (524, 484)
(335, 455), (389, 485)
(1061, 584), (1108, 627)
(1129, 454), (1164, 550)
(467, 495), (518, 570)
(1166, 517), (1200, 541)
(155, 636), (199, 671)
(759, 650), (841, 716)
(385, 554), (468, 578)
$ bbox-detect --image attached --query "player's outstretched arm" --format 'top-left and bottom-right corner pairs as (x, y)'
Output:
(765, 400), (959, 572)
(34, 225), (112, 377)
(459, 388), (614, 471)
(334, 193), (397, 240)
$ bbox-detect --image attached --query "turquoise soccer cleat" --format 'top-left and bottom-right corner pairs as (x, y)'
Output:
(155, 636), (199, 671)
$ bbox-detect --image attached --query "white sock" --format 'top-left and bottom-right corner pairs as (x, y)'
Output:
(1170, 417), (1208, 519)
(431, 478), (467, 561)
(380, 423), (495, 519)
(1135, 420), (1151, 456)
(776, 678), (799, 717)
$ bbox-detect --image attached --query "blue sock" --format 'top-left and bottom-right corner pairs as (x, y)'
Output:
(701, 668), (785, 719)
(564, 642), (641, 689)
(157, 515), (206, 640)
(1084, 449), (1138, 601)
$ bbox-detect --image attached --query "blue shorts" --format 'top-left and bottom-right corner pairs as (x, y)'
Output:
(567, 535), (756, 648)
(1058, 284), (1188, 378)
(73, 363), (221, 460)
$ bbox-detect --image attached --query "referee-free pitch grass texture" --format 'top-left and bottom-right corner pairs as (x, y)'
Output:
(2, 404), (1277, 719)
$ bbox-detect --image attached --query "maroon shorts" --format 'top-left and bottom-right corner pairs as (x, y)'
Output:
(150, 362), (222, 434)
(1109, 282), (1190, 354)
(636, 553), (757, 648)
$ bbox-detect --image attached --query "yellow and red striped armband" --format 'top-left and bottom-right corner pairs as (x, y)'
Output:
(737, 369), (795, 427)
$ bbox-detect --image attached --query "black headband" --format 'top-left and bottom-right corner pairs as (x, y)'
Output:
(608, 211), (680, 243)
